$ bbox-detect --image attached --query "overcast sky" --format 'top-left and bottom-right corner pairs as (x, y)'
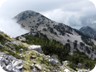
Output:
(0, 0), (96, 37)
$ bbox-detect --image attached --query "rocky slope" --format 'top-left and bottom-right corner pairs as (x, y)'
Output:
(14, 10), (96, 71)
(0, 31), (77, 72)
(1, 30), (93, 72)
(0, 10), (96, 72)
(80, 26), (96, 40)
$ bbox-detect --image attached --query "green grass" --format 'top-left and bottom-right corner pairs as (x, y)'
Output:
(68, 52), (96, 70)
(0, 32), (96, 71)
(22, 34), (70, 61)
(22, 34), (96, 70)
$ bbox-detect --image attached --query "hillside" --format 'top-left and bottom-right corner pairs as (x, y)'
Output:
(80, 26), (96, 40)
(0, 31), (75, 72)
(0, 10), (96, 72)
(14, 10), (96, 71)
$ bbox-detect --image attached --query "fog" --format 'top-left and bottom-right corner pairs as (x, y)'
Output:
(0, 0), (96, 37)
(0, 19), (29, 37)
(43, 1), (96, 29)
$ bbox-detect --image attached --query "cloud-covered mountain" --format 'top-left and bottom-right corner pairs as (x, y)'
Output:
(0, 0), (96, 32)
(14, 10), (96, 71)
(1, 0), (96, 71)
(0, 30), (68, 72)
(0, 10), (96, 72)
(42, 0), (96, 29)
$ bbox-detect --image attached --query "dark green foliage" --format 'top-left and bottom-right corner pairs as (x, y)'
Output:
(0, 45), (22, 59)
(18, 33), (96, 70)
(54, 24), (65, 35)
(22, 34), (70, 61)
(68, 52), (96, 70)
(48, 27), (57, 35)
(0, 35), (7, 44)
(80, 42), (85, 46)
(0, 33), (11, 44)
(81, 36), (94, 46)
(73, 40), (78, 49)
(85, 46), (91, 54)
(74, 29), (94, 46)
(43, 28), (47, 31)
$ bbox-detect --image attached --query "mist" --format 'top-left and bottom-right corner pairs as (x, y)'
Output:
(0, 0), (96, 37)
(0, 19), (29, 38)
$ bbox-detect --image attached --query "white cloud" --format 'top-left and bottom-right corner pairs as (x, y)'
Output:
(0, 0), (96, 36)
(0, 0), (7, 7)
(42, 0), (96, 29)
(0, 19), (29, 37)
(90, 0), (96, 7)
(43, 9), (79, 25)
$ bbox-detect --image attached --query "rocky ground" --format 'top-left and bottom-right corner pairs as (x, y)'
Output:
(0, 31), (90, 72)
(0, 10), (96, 72)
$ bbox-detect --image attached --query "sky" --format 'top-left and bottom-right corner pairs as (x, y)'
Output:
(0, 0), (96, 37)
(0, 0), (96, 71)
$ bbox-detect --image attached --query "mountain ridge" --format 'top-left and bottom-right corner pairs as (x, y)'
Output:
(0, 10), (96, 71)
(80, 26), (96, 40)
(14, 10), (96, 70)
(0, 30), (71, 72)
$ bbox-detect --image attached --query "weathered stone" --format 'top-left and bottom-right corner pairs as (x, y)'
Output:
(35, 64), (42, 70)
(28, 45), (43, 53)
(0, 53), (23, 72)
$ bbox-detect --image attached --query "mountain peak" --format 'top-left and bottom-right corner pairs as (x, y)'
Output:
(14, 10), (40, 22)
(0, 10), (96, 71)
(80, 26), (96, 39)
(14, 10), (57, 31)
(80, 26), (94, 31)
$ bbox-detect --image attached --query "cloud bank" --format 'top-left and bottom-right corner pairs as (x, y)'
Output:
(0, 19), (29, 37)
(0, 0), (7, 7)
(0, 0), (96, 37)
(43, 0), (96, 29)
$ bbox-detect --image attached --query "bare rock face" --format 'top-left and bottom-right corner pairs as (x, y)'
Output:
(0, 31), (91, 72)
(80, 26), (96, 39)
(0, 52), (23, 72)
(13, 10), (96, 71)
(15, 10), (96, 60)
(28, 45), (43, 53)
(0, 10), (96, 72)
